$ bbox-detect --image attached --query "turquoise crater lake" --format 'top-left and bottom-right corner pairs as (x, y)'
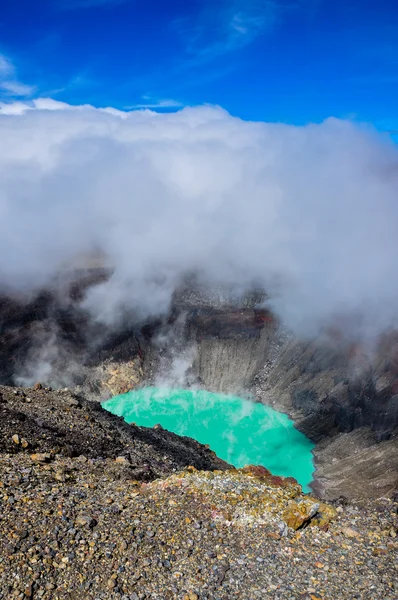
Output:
(102, 387), (315, 492)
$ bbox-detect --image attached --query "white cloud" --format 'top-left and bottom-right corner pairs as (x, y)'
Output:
(176, 0), (287, 64)
(0, 55), (13, 76)
(0, 80), (36, 96)
(125, 97), (184, 110)
(0, 97), (129, 116)
(0, 99), (397, 339)
(0, 54), (35, 99)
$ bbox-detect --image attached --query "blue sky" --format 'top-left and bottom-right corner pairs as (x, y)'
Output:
(0, 0), (397, 129)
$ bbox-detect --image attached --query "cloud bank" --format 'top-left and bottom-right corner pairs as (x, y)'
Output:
(0, 99), (397, 336)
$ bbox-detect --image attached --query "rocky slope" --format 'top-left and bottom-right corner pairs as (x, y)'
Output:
(0, 385), (229, 478)
(252, 335), (398, 500)
(1, 387), (397, 600)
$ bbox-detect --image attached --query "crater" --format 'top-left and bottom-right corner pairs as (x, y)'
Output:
(0, 272), (396, 501)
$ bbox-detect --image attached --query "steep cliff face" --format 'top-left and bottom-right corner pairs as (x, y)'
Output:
(254, 334), (398, 442)
(191, 312), (274, 394)
(194, 333), (269, 394)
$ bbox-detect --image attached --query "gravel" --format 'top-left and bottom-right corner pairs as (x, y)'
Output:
(0, 385), (396, 599)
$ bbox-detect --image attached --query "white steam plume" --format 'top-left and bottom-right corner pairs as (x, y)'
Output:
(0, 99), (397, 335)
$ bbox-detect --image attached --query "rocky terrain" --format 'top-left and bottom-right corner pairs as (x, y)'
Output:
(0, 274), (397, 502)
(0, 280), (397, 598)
(251, 333), (398, 500)
(0, 385), (229, 478)
(1, 386), (397, 599)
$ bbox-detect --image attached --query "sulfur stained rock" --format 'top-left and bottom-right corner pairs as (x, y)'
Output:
(307, 500), (337, 529)
(281, 498), (336, 530)
(147, 468), (336, 532)
(282, 500), (319, 530)
(54, 470), (65, 482)
(101, 358), (143, 396)
(30, 453), (52, 463)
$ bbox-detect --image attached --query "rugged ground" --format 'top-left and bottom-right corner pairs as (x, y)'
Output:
(0, 385), (228, 478)
(1, 387), (397, 600)
(252, 335), (398, 500)
(0, 277), (397, 502)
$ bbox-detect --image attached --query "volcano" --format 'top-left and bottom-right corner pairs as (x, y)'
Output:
(0, 269), (396, 501)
